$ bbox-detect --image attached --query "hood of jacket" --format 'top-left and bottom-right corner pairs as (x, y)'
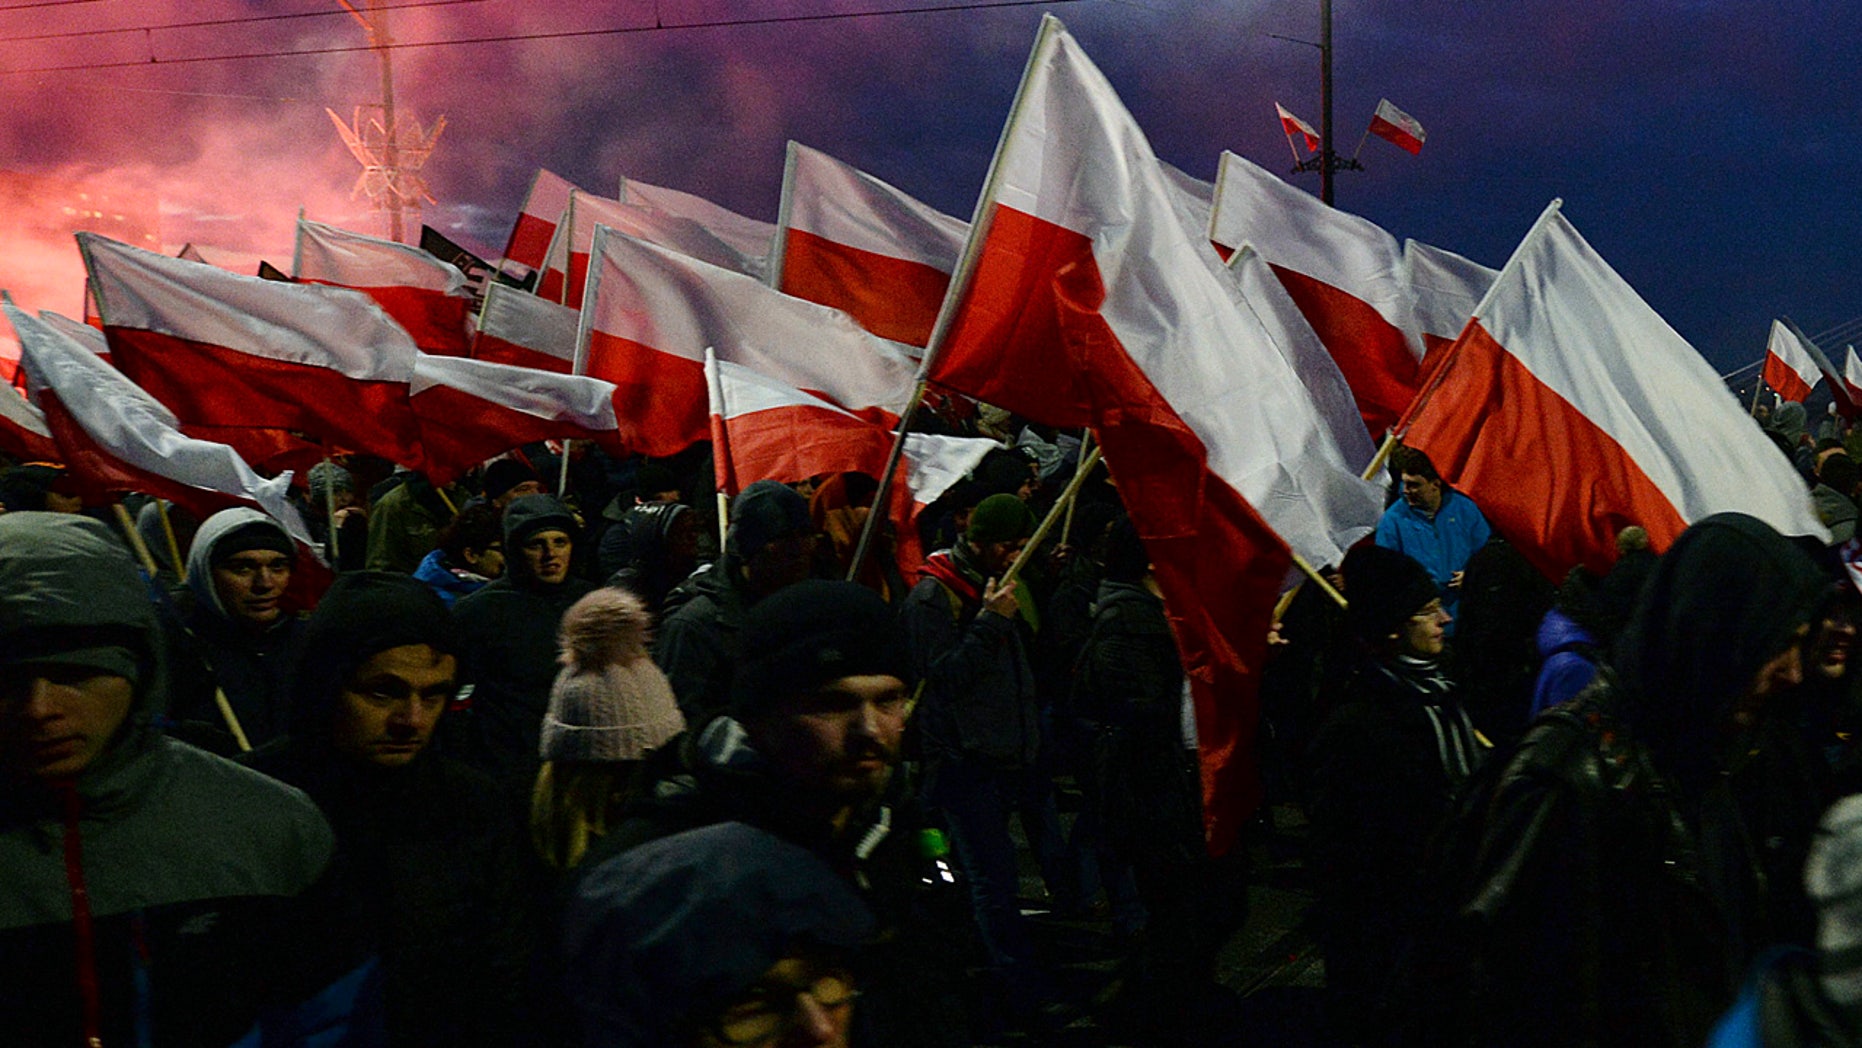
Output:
(1536, 606), (1598, 661)
(184, 506), (292, 619)
(0, 512), (167, 796)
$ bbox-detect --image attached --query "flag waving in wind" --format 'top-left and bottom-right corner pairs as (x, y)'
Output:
(502, 168), (583, 277)
(1275, 102), (1321, 153)
(927, 15), (1383, 853)
(293, 218), (473, 356)
(1368, 98), (1427, 155)
(1763, 317), (1836, 406)
(1402, 201), (1826, 578)
(536, 190), (758, 307)
(472, 282), (577, 374)
(80, 232), (427, 471)
(619, 176), (777, 280)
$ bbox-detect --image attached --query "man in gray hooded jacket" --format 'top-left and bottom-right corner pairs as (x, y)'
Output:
(0, 512), (377, 1045)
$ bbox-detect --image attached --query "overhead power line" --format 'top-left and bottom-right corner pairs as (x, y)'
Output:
(0, 0), (485, 46)
(0, 0), (1083, 76)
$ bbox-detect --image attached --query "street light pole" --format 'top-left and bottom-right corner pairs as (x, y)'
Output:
(1320, 0), (1334, 205)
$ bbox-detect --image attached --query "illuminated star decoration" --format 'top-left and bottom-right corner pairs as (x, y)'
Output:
(327, 105), (447, 220)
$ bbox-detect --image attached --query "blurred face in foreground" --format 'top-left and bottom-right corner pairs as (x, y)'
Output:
(330, 644), (456, 768)
(693, 956), (856, 1048)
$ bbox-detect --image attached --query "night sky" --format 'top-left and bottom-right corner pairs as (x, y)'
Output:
(2, 0), (1858, 373)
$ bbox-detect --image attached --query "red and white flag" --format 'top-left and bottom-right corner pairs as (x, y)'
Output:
(705, 350), (993, 574)
(1368, 98), (1427, 155)
(502, 168), (582, 276)
(1763, 317), (1834, 405)
(410, 354), (625, 486)
(1209, 150), (1421, 440)
(39, 309), (113, 364)
(79, 232), (427, 471)
(471, 281), (577, 374)
(6, 299), (313, 536)
(1404, 238), (1498, 368)
(578, 226), (920, 457)
(619, 176), (777, 279)
(772, 141), (969, 348)
(1844, 345), (1862, 405)
(928, 16), (1386, 853)
(0, 378), (57, 463)
(1403, 201), (1826, 577)
(293, 218), (473, 356)
(1275, 102), (1321, 153)
(536, 190), (758, 308)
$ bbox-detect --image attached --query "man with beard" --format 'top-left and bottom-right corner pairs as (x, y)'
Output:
(592, 579), (968, 1047)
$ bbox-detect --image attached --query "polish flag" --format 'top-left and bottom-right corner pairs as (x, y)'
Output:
(578, 226), (920, 457)
(1402, 201), (1826, 578)
(293, 218), (473, 356)
(927, 16), (1387, 853)
(6, 299), (313, 537)
(535, 190), (758, 308)
(1223, 244), (1377, 475)
(1275, 102), (1321, 153)
(502, 168), (582, 276)
(705, 351), (994, 574)
(471, 281), (577, 374)
(38, 309), (113, 364)
(619, 176), (777, 279)
(1209, 150), (1421, 440)
(771, 141), (969, 348)
(1845, 345), (1862, 405)
(0, 382), (57, 462)
(79, 232), (427, 472)
(1763, 317), (1832, 405)
(1405, 238), (1498, 373)
(410, 355), (625, 487)
(1368, 98), (1427, 155)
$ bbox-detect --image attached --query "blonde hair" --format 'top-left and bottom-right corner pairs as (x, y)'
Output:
(530, 760), (637, 871)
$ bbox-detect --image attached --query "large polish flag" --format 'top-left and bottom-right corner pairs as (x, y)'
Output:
(7, 299), (312, 536)
(1405, 238), (1497, 364)
(925, 16), (1386, 853)
(619, 176), (777, 279)
(1845, 346), (1862, 405)
(577, 226), (920, 456)
(79, 233), (427, 471)
(293, 218), (473, 356)
(1208, 150), (1421, 440)
(535, 190), (758, 307)
(472, 282), (577, 374)
(1763, 317), (1836, 406)
(771, 141), (969, 348)
(1402, 201), (1827, 577)
(411, 355), (625, 486)
(0, 381), (57, 462)
(502, 168), (582, 276)
(705, 351), (994, 574)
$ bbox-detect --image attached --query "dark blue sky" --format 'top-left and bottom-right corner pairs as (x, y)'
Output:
(3, 1), (1858, 372)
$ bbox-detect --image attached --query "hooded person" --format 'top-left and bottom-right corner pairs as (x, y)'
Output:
(1449, 513), (1830, 1048)
(656, 480), (818, 726)
(597, 499), (700, 615)
(161, 505), (308, 754)
(1308, 541), (1487, 1044)
(0, 512), (375, 1046)
(452, 494), (598, 796)
(564, 821), (875, 1048)
(242, 570), (536, 1047)
(531, 587), (685, 872)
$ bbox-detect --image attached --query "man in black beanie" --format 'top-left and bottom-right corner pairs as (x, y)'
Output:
(452, 493), (596, 795)
(656, 479), (818, 725)
(244, 571), (535, 1047)
(597, 579), (969, 1047)
(479, 458), (543, 512)
(1308, 542), (1484, 1044)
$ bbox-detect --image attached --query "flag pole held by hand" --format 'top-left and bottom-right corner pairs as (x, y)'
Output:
(1000, 446), (1102, 590)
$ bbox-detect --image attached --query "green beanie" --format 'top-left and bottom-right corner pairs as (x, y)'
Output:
(967, 493), (1036, 546)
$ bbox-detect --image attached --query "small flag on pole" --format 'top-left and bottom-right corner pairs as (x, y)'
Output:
(1275, 102), (1321, 153)
(1368, 98), (1427, 155)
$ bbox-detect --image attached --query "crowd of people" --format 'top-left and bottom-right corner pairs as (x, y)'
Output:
(5, 403), (1862, 1047)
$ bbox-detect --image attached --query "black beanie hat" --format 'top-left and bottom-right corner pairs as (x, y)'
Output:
(966, 493), (1036, 546)
(726, 480), (811, 564)
(730, 579), (911, 719)
(1342, 543), (1440, 643)
(483, 458), (541, 503)
(289, 571), (458, 740)
(209, 519), (297, 567)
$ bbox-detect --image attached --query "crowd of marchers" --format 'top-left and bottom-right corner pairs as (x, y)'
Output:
(5, 405), (1862, 1048)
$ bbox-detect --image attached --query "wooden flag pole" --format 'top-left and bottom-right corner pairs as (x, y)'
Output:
(214, 688), (253, 753)
(321, 459), (341, 567)
(112, 503), (161, 578)
(999, 447), (1102, 590)
(156, 499), (186, 584)
(1059, 429), (1094, 547)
